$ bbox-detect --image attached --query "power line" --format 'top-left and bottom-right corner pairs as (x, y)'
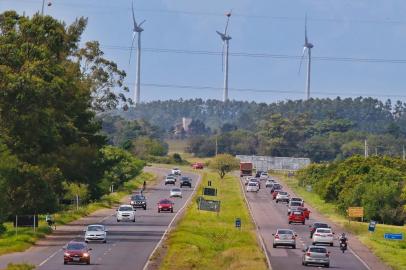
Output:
(140, 83), (406, 99)
(101, 45), (406, 64)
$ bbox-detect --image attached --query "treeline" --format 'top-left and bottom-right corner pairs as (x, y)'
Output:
(120, 98), (406, 135)
(297, 156), (406, 225)
(0, 12), (142, 233)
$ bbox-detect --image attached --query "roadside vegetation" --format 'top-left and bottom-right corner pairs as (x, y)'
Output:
(0, 172), (155, 256)
(1, 264), (35, 270)
(275, 163), (406, 270)
(159, 172), (267, 270)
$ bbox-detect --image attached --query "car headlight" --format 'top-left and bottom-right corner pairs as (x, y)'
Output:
(83, 253), (89, 257)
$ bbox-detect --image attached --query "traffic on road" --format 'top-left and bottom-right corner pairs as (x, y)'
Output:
(242, 172), (367, 269)
(0, 168), (198, 270)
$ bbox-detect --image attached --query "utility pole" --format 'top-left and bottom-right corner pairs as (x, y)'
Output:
(215, 136), (218, 156)
(364, 140), (369, 158)
(403, 145), (405, 160)
(76, 194), (79, 211)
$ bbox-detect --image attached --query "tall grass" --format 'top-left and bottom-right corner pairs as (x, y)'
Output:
(0, 172), (156, 256)
(1, 264), (35, 270)
(276, 173), (406, 270)
(159, 172), (267, 270)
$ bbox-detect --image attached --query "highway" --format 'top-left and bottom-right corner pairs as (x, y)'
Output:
(0, 168), (200, 270)
(242, 177), (371, 270)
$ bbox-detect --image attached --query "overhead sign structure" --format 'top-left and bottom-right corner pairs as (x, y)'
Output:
(368, 220), (377, 232)
(347, 207), (364, 218)
(203, 187), (217, 196)
(198, 197), (221, 213)
(384, 233), (403, 240)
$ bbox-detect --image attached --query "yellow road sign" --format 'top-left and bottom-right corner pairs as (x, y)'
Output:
(348, 207), (364, 218)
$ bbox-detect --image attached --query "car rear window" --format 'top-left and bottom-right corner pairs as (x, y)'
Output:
(316, 229), (331, 233)
(119, 206), (133, 211)
(172, 188), (181, 192)
(290, 201), (302, 206)
(309, 247), (327, 253)
(291, 198), (302, 201)
(277, 230), (293, 235)
(160, 199), (171, 204)
(248, 182), (257, 186)
(293, 211), (303, 215)
(132, 195), (145, 200)
(315, 223), (329, 228)
(273, 184), (282, 189)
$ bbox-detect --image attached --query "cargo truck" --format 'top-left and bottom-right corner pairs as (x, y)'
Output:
(240, 162), (253, 177)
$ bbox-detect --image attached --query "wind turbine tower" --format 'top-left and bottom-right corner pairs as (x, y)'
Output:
(299, 15), (314, 100)
(130, 1), (145, 106)
(216, 11), (232, 102)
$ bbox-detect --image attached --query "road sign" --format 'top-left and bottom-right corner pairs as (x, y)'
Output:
(13, 215), (39, 227)
(368, 220), (377, 232)
(198, 197), (221, 212)
(347, 207), (364, 218)
(203, 187), (217, 196)
(384, 233), (403, 240)
(235, 218), (241, 228)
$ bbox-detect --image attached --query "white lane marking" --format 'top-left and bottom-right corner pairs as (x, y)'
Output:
(238, 177), (272, 269)
(142, 172), (202, 270)
(100, 215), (111, 222)
(38, 248), (62, 267)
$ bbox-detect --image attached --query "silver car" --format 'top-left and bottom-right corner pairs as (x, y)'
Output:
(84, 224), (107, 243)
(275, 191), (290, 203)
(302, 246), (330, 268)
(272, 229), (297, 249)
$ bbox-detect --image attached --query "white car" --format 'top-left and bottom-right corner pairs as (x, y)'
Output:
(170, 188), (182, 198)
(246, 181), (259, 192)
(312, 228), (334, 246)
(275, 191), (290, 203)
(171, 168), (181, 175)
(259, 172), (268, 181)
(165, 176), (176, 185)
(265, 179), (276, 188)
(84, 224), (107, 243)
(116, 204), (136, 222)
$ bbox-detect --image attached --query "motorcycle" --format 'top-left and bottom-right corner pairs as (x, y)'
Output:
(339, 239), (347, 253)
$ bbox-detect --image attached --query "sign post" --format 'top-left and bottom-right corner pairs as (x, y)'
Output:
(208, 181), (212, 187)
(368, 220), (377, 233)
(235, 218), (241, 230)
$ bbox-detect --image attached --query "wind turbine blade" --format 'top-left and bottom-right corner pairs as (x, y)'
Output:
(129, 32), (136, 64)
(224, 10), (232, 35)
(139, 19), (146, 27)
(298, 47), (306, 74)
(304, 14), (308, 45)
(131, 1), (138, 27)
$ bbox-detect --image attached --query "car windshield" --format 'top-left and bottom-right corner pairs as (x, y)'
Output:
(309, 247), (327, 253)
(119, 206), (133, 211)
(87, 225), (104, 231)
(160, 199), (171, 204)
(132, 195), (145, 200)
(277, 230), (293, 235)
(317, 229), (331, 233)
(67, 243), (85, 250)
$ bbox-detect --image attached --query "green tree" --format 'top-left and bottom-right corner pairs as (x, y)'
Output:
(208, 154), (239, 179)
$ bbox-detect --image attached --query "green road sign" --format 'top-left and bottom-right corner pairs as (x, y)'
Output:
(203, 187), (217, 196)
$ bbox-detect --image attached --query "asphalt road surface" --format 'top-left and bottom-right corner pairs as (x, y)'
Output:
(0, 168), (200, 270)
(242, 177), (370, 270)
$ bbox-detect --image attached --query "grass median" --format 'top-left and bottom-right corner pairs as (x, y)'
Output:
(275, 172), (406, 270)
(0, 172), (155, 256)
(159, 172), (267, 270)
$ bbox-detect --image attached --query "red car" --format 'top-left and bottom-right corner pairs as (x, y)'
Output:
(288, 210), (306, 225)
(158, 199), (174, 213)
(192, 162), (204, 169)
(298, 206), (311, 219)
(63, 241), (92, 265)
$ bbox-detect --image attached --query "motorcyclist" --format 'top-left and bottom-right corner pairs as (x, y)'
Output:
(45, 214), (56, 230)
(339, 233), (348, 250)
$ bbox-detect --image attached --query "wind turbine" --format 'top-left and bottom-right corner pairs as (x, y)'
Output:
(299, 15), (314, 100)
(129, 1), (145, 106)
(216, 11), (232, 102)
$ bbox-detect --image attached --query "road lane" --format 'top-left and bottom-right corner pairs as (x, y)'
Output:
(242, 177), (369, 270)
(0, 168), (200, 270)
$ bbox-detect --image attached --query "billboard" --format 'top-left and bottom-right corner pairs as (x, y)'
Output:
(236, 155), (311, 171)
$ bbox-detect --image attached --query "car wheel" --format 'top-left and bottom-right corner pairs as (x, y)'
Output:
(103, 240), (106, 243)
(330, 243), (333, 246)
(292, 245), (296, 249)
(86, 259), (90, 265)
(158, 209), (160, 213)
(273, 244), (277, 248)
(312, 242), (316, 245)
(302, 221), (305, 225)
(276, 200), (279, 203)
(133, 218), (136, 222)
(143, 206), (146, 210)
(64, 261), (67, 265)
(85, 240), (88, 243)
(325, 264), (330, 268)
(171, 209), (174, 213)
(117, 219), (120, 222)
(303, 262), (307, 266)
(288, 221), (291, 224)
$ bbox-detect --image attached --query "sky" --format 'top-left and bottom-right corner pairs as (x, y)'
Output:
(1, 0), (406, 104)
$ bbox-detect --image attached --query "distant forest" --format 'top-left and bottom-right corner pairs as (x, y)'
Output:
(104, 97), (406, 161)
